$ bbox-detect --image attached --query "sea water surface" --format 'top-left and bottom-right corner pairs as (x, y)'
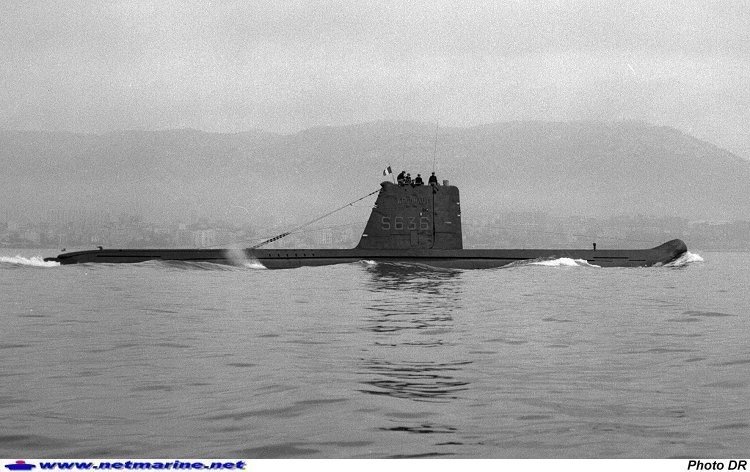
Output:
(1, 250), (748, 458)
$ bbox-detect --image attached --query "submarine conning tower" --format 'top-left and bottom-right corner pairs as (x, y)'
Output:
(356, 181), (462, 250)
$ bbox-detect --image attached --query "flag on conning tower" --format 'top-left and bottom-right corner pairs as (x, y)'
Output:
(382, 165), (392, 176)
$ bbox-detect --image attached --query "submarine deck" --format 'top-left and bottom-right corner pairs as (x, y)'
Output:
(46, 239), (687, 269)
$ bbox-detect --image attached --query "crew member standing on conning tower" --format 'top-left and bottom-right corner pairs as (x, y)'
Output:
(428, 172), (438, 186)
(414, 174), (424, 186)
(397, 170), (406, 185)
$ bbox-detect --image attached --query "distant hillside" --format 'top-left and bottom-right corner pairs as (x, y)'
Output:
(2, 121), (749, 226)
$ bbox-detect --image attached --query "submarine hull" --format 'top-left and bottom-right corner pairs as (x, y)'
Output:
(253, 239), (688, 269)
(46, 239), (687, 268)
(44, 182), (689, 268)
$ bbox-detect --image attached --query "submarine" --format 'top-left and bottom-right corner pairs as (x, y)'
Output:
(45, 180), (688, 268)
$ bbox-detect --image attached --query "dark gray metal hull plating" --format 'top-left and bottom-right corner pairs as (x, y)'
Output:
(45, 181), (688, 268)
(46, 239), (688, 268)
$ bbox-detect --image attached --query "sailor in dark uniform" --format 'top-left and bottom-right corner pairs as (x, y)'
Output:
(428, 172), (438, 186)
(414, 174), (424, 186)
(397, 171), (406, 185)
(405, 173), (412, 185)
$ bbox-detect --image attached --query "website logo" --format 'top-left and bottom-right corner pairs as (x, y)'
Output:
(5, 461), (37, 471)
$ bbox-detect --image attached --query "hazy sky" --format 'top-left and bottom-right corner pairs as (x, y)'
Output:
(2, 0), (748, 155)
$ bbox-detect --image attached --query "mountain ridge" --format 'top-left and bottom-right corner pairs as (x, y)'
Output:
(1, 121), (748, 224)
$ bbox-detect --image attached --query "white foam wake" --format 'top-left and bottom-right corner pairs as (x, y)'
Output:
(241, 260), (267, 269)
(664, 251), (704, 267)
(223, 247), (267, 269)
(529, 257), (600, 268)
(0, 255), (60, 267)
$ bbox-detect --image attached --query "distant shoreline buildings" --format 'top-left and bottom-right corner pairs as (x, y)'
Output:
(2, 212), (748, 251)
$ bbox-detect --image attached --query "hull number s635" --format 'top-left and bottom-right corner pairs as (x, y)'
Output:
(381, 216), (429, 231)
